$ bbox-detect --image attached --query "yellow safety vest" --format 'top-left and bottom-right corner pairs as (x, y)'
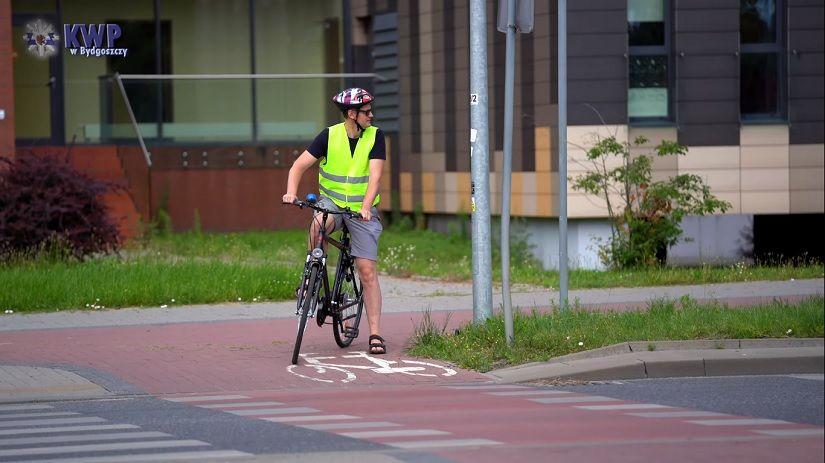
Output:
(318, 122), (381, 210)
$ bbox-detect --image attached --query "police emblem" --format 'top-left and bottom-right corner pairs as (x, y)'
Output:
(23, 19), (60, 59)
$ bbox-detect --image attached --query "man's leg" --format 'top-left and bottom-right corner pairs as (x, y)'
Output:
(308, 213), (336, 250)
(355, 257), (383, 353)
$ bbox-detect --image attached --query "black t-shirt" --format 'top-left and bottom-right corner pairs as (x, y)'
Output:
(306, 128), (386, 161)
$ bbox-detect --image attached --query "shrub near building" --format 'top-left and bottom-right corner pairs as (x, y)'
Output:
(571, 136), (730, 269)
(0, 152), (122, 262)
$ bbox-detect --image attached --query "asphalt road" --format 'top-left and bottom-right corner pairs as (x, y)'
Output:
(560, 374), (825, 426)
(2, 375), (822, 462)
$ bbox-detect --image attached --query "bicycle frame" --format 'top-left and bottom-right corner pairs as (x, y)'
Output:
(299, 208), (362, 319)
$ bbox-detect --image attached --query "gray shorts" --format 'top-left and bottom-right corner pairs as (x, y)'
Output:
(315, 196), (383, 261)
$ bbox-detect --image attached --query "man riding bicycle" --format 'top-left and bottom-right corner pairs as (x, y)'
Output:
(282, 87), (387, 355)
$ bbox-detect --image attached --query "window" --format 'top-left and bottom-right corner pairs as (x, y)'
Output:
(740, 0), (784, 119)
(106, 21), (173, 129)
(628, 0), (670, 121)
(62, 0), (157, 143)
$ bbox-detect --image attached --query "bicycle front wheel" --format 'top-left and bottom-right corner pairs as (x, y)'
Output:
(292, 266), (320, 365)
(332, 261), (364, 348)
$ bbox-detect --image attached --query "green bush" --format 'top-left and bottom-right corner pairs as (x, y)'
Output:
(0, 151), (122, 262)
(571, 135), (730, 268)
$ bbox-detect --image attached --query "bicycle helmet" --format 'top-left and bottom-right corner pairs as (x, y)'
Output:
(332, 88), (374, 133)
(332, 88), (374, 113)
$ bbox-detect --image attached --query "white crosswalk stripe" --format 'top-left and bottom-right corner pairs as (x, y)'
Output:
(755, 428), (824, 437)
(340, 428), (450, 439)
(486, 390), (573, 396)
(0, 412), (80, 420)
(530, 395), (620, 404)
(164, 395), (250, 403)
(627, 410), (730, 418)
(0, 439), (210, 457)
(386, 438), (502, 449)
(3, 450), (252, 463)
(0, 431), (171, 446)
(445, 384), (529, 390)
(575, 404), (672, 411)
(0, 424), (139, 436)
(787, 374), (824, 381)
(226, 407), (318, 416)
(0, 404), (53, 412)
(0, 417), (106, 428)
(688, 418), (793, 426)
(200, 401), (284, 408)
(299, 421), (400, 430)
(0, 407), (252, 463)
(264, 414), (359, 423)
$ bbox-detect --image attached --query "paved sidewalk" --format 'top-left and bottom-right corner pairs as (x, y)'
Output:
(1, 278), (822, 331)
(0, 365), (112, 403)
(1, 279), (822, 402)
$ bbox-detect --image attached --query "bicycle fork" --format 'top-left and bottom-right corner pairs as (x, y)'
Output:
(296, 249), (326, 319)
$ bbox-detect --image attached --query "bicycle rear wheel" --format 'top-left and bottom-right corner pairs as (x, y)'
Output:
(292, 266), (320, 365)
(332, 260), (364, 348)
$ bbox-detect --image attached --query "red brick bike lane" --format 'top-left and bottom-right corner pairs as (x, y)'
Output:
(0, 310), (484, 394)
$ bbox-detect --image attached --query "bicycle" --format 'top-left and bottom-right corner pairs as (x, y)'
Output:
(287, 194), (365, 365)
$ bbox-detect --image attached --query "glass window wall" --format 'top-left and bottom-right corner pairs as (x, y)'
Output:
(628, 0), (671, 122)
(740, 0), (784, 120)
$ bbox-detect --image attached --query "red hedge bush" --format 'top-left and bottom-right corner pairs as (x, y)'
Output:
(0, 151), (122, 261)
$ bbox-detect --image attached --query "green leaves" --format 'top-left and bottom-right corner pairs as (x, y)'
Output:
(570, 134), (731, 268)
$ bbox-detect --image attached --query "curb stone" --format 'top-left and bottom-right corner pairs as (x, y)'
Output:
(0, 363), (146, 404)
(487, 338), (825, 383)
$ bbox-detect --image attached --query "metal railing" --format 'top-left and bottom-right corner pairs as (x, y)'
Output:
(113, 73), (387, 168)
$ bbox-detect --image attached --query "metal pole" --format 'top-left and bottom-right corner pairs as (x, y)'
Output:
(470, 0), (493, 323)
(118, 73), (388, 81)
(558, 0), (569, 310)
(248, 0), (258, 144)
(115, 73), (152, 168)
(154, 0), (163, 140)
(501, 0), (517, 344)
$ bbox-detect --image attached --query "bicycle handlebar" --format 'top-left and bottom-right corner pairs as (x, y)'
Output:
(286, 199), (362, 219)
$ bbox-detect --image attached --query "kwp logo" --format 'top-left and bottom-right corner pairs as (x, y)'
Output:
(64, 24), (129, 58)
(23, 19), (60, 59)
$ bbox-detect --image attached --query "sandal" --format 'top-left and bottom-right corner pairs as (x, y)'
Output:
(368, 334), (387, 355)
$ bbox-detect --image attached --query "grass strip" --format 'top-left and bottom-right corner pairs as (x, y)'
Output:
(1, 229), (822, 312)
(0, 257), (300, 312)
(407, 297), (825, 372)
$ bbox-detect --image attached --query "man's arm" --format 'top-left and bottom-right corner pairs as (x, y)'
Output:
(359, 159), (384, 220)
(282, 151), (319, 203)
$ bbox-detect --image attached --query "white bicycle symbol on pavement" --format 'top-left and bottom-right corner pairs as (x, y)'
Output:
(287, 351), (458, 383)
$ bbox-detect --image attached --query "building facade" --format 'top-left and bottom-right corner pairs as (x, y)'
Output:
(1, 0), (823, 267)
(385, 0), (824, 267)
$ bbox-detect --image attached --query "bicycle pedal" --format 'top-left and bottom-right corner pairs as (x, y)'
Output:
(344, 326), (359, 339)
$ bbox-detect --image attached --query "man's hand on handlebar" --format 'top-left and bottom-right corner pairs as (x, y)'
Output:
(359, 206), (372, 222)
(282, 193), (298, 204)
